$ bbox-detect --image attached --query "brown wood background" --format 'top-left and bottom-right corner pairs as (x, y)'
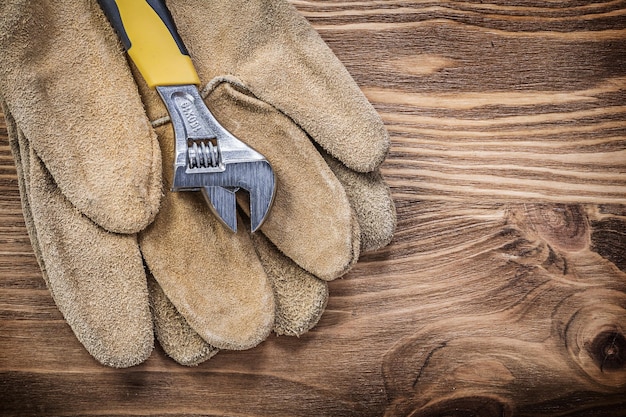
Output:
(1, 1), (626, 416)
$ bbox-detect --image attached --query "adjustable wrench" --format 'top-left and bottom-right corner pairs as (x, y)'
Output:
(97, 0), (275, 232)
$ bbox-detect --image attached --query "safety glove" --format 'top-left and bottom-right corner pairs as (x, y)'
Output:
(3, 70), (336, 369)
(0, 0), (395, 367)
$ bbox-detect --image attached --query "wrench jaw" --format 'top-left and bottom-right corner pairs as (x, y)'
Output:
(178, 161), (275, 233)
(239, 161), (276, 232)
(157, 85), (276, 233)
(201, 186), (238, 232)
(198, 160), (276, 233)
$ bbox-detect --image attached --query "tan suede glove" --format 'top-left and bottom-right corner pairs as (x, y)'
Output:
(0, 0), (395, 367)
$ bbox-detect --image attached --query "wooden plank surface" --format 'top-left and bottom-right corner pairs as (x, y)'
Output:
(1, 1), (625, 416)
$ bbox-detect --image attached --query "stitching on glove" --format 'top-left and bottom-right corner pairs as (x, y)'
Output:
(200, 75), (250, 99)
(149, 75), (251, 129)
(151, 115), (171, 128)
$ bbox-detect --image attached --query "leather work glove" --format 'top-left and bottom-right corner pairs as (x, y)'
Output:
(0, 0), (395, 367)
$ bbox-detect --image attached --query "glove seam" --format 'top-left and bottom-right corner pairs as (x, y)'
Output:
(149, 75), (251, 129)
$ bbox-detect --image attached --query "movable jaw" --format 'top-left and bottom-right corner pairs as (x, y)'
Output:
(172, 158), (276, 232)
(157, 85), (276, 233)
(199, 161), (276, 232)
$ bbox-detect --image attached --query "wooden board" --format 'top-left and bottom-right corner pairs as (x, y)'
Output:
(1, 1), (625, 416)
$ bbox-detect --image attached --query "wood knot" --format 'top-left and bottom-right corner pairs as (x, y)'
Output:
(587, 331), (626, 372)
(558, 289), (626, 387)
(525, 204), (589, 252)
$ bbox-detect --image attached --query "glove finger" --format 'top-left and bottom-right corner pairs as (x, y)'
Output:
(146, 231), (329, 366)
(5, 110), (153, 368)
(0, 0), (162, 233)
(139, 124), (275, 351)
(167, 0), (389, 173)
(142, 209), (330, 364)
(147, 275), (219, 366)
(323, 153), (397, 252)
(250, 231), (329, 337)
(5, 105), (41, 266)
(207, 79), (361, 281)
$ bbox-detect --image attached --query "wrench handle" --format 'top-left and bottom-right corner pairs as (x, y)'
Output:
(97, 0), (200, 88)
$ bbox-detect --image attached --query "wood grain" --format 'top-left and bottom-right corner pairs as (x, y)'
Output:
(1, 1), (625, 416)
(301, 0), (626, 204)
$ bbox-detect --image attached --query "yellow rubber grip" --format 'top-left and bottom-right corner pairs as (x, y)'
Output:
(113, 0), (200, 88)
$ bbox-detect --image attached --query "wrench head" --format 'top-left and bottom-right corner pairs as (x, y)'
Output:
(175, 160), (275, 232)
(157, 85), (275, 232)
